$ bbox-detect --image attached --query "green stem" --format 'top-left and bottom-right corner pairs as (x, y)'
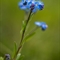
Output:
(13, 9), (32, 60)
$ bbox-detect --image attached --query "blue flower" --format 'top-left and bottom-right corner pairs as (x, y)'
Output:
(35, 22), (48, 31)
(18, 0), (32, 10)
(41, 23), (48, 31)
(34, 1), (44, 10)
(35, 22), (42, 27)
(18, 0), (44, 12)
(28, 0), (44, 12)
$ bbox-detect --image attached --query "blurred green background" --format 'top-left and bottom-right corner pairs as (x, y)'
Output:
(0, 0), (60, 60)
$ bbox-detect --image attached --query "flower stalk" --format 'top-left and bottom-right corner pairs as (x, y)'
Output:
(13, 9), (32, 60)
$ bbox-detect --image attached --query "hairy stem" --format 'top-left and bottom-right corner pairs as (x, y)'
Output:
(13, 9), (32, 60)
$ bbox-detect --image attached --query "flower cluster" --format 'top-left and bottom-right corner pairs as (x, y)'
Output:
(18, 0), (48, 31)
(18, 0), (44, 12)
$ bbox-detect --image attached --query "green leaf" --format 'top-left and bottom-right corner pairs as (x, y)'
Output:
(12, 42), (17, 58)
(16, 53), (21, 60)
(23, 32), (35, 43)
(0, 57), (4, 60)
(20, 21), (26, 35)
(18, 55), (24, 60)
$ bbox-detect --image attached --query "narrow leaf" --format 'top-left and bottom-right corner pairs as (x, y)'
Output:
(0, 57), (4, 60)
(12, 42), (17, 58)
(23, 32), (35, 43)
(16, 53), (21, 60)
(20, 21), (26, 34)
(18, 55), (24, 60)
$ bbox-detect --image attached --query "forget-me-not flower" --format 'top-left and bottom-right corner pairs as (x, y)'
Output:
(18, 0), (44, 12)
(29, 0), (44, 12)
(18, 0), (33, 10)
(35, 22), (48, 31)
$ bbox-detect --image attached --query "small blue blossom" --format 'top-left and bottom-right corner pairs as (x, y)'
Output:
(35, 22), (48, 31)
(41, 24), (48, 31)
(33, 1), (44, 12)
(18, 0), (27, 10)
(35, 22), (42, 27)
(18, 0), (44, 12)
(27, 0), (44, 12)
(18, 0), (32, 10)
